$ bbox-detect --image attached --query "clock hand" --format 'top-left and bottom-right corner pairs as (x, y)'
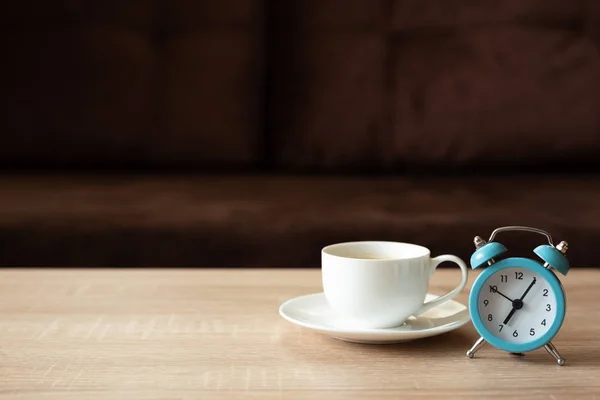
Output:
(490, 286), (514, 302)
(503, 277), (536, 325)
(503, 306), (518, 326)
(518, 277), (537, 302)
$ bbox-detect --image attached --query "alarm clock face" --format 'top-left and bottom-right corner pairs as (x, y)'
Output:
(477, 266), (558, 343)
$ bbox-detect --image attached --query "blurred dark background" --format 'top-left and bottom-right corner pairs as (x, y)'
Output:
(1, 0), (599, 268)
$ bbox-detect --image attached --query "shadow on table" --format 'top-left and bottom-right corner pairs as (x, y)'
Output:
(349, 328), (476, 354)
(512, 343), (600, 368)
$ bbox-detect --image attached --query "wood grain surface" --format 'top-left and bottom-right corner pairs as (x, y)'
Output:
(0, 268), (598, 399)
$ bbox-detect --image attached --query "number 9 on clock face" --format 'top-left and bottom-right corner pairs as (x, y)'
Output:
(470, 258), (566, 353)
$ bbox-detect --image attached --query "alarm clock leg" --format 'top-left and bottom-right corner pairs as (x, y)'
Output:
(466, 336), (486, 358)
(544, 342), (565, 366)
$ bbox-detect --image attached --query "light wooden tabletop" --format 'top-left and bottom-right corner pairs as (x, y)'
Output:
(0, 267), (599, 399)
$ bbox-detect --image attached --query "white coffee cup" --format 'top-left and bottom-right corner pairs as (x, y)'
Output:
(321, 241), (468, 329)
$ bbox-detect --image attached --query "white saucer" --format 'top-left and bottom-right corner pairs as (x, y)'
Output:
(279, 293), (470, 344)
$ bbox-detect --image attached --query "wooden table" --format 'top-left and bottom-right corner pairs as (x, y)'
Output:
(1, 268), (599, 399)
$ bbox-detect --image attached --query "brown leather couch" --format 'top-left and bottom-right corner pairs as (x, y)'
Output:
(1, 1), (599, 268)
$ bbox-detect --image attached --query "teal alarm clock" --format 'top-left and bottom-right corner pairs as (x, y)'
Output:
(465, 226), (569, 365)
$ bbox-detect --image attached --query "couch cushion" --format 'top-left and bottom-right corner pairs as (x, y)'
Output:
(268, 0), (388, 172)
(269, 0), (600, 172)
(390, 25), (600, 170)
(0, 0), (265, 169)
(0, 174), (597, 267)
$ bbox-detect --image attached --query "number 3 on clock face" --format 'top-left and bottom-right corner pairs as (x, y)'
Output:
(469, 257), (566, 353)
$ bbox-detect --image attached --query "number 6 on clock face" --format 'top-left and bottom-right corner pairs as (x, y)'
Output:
(469, 257), (566, 353)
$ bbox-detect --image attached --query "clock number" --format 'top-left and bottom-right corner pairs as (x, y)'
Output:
(513, 330), (518, 337)
(542, 289), (548, 297)
(541, 319), (546, 326)
(546, 304), (551, 311)
(498, 324), (504, 332)
(515, 272), (523, 280)
(530, 328), (535, 336)
(500, 274), (507, 282)
(483, 299), (489, 307)
(488, 314), (493, 321)
(490, 285), (498, 293)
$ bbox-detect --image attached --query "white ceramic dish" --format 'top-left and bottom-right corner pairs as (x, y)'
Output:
(279, 292), (470, 344)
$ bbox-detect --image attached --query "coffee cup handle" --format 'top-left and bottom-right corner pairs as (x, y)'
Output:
(413, 254), (469, 317)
